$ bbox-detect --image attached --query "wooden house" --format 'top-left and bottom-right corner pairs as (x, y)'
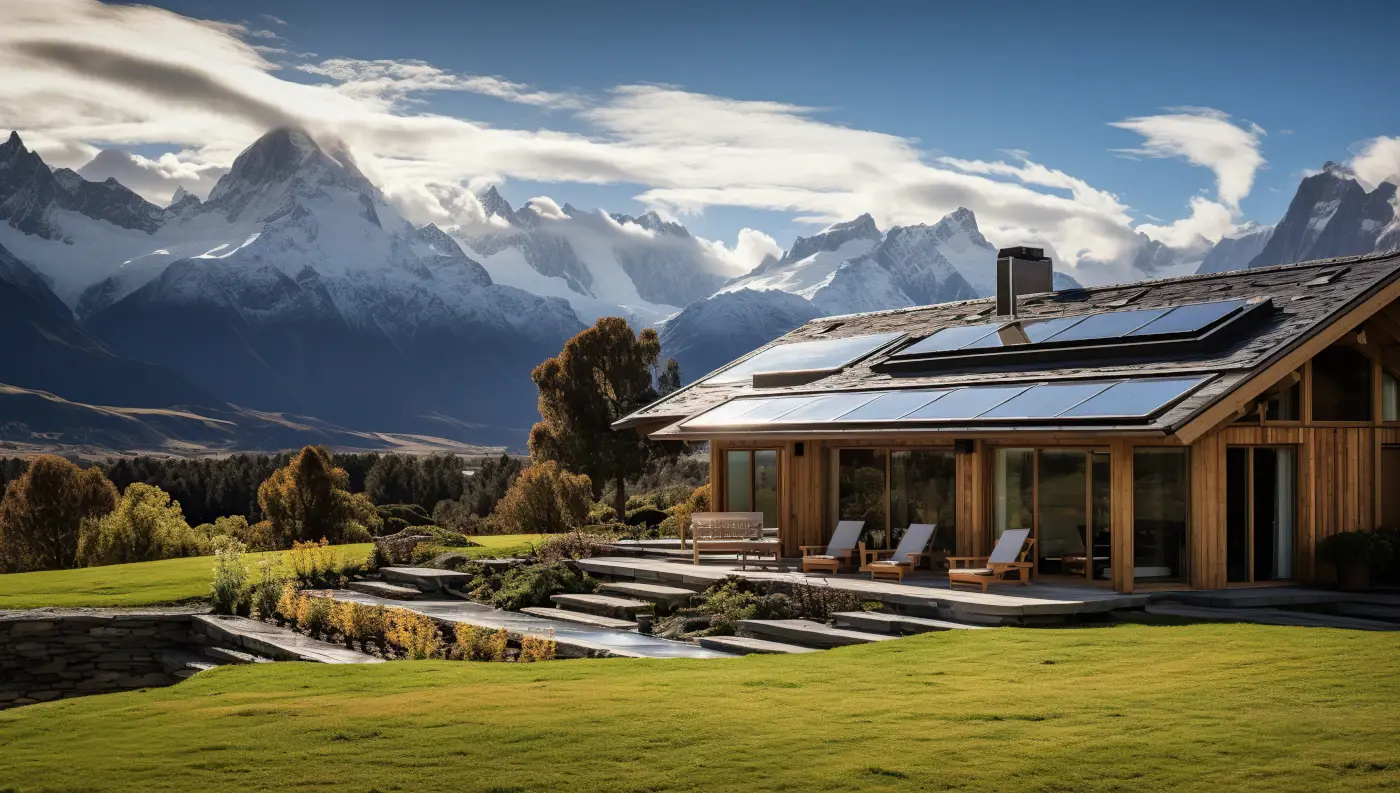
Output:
(615, 248), (1400, 593)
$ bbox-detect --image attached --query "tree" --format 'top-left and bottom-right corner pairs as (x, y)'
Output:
(77, 483), (206, 566)
(0, 456), (118, 572)
(257, 446), (381, 545)
(529, 317), (681, 518)
(490, 461), (592, 534)
(657, 358), (683, 397)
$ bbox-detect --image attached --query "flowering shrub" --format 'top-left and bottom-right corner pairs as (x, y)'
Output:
(454, 624), (509, 661)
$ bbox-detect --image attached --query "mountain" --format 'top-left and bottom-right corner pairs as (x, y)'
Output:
(809, 216), (983, 315)
(454, 189), (737, 325)
(1196, 223), (1275, 274)
(1, 128), (584, 447)
(720, 214), (883, 298)
(1246, 163), (1398, 270)
(657, 289), (823, 383)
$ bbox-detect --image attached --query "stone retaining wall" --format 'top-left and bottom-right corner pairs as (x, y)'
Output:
(0, 609), (202, 709)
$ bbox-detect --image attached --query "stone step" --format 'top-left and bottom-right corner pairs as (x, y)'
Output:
(1146, 603), (1400, 631)
(698, 635), (820, 655)
(597, 581), (698, 612)
(158, 649), (218, 678)
(1336, 602), (1400, 623)
(349, 580), (422, 601)
(204, 646), (273, 664)
(738, 619), (896, 648)
(832, 611), (988, 634)
(379, 566), (474, 592)
(192, 615), (385, 663)
(550, 593), (654, 619)
(519, 607), (638, 631)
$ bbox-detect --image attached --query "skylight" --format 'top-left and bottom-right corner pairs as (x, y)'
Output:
(679, 376), (1208, 429)
(703, 332), (905, 386)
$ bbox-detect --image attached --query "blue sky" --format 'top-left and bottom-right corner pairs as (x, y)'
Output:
(7, 0), (1398, 279)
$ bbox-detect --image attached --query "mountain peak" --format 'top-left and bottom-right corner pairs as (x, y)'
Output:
(4, 131), (22, 148)
(944, 206), (978, 231)
(821, 213), (880, 237)
(479, 186), (515, 221)
(1321, 161), (1356, 179)
(205, 126), (370, 220)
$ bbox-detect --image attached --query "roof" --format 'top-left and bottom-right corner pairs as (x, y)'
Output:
(618, 250), (1400, 440)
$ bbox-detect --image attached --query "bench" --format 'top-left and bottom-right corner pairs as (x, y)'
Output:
(688, 512), (779, 568)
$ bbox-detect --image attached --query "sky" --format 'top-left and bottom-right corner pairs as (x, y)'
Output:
(2, 0), (1398, 284)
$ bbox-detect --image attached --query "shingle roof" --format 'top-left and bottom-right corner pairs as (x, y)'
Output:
(618, 250), (1400, 438)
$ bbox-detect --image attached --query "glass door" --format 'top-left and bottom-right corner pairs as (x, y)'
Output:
(724, 449), (780, 529)
(1225, 446), (1297, 583)
(994, 447), (1112, 582)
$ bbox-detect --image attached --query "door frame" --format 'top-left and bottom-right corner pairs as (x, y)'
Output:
(1224, 444), (1300, 585)
(991, 445), (1113, 585)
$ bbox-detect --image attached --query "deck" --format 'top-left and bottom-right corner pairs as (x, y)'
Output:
(575, 556), (1150, 624)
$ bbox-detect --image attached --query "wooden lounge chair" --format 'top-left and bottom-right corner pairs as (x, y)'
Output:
(947, 529), (1036, 592)
(861, 523), (937, 583)
(799, 520), (865, 574)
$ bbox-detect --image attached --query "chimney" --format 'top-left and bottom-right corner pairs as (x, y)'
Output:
(996, 246), (1052, 316)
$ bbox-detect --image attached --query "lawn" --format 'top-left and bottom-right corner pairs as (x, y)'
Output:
(1, 622), (1397, 792)
(0, 534), (544, 610)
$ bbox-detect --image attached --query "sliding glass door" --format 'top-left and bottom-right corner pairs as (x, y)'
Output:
(833, 448), (956, 558)
(1225, 446), (1297, 583)
(1133, 449), (1188, 582)
(994, 447), (1111, 581)
(725, 449), (779, 528)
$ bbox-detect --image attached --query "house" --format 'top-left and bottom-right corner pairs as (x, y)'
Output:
(615, 247), (1400, 593)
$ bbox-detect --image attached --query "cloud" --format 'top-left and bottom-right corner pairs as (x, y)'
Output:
(0, 0), (1275, 286)
(1350, 136), (1400, 190)
(260, 14), (287, 26)
(1110, 108), (1265, 212)
(1133, 196), (1235, 250)
(296, 58), (583, 110)
(76, 148), (227, 204)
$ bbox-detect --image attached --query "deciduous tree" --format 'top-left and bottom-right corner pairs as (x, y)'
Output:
(490, 461), (592, 534)
(0, 456), (117, 572)
(529, 317), (681, 518)
(77, 482), (206, 566)
(257, 446), (380, 545)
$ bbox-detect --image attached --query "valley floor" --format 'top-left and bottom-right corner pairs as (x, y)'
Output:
(0, 621), (1397, 792)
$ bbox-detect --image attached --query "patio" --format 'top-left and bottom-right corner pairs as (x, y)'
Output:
(576, 554), (1151, 625)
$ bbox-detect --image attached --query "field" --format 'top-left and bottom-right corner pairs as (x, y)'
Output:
(1, 621), (1398, 792)
(0, 534), (543, 610)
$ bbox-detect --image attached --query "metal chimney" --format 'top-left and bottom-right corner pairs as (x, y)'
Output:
(996, 246), (1053, 316)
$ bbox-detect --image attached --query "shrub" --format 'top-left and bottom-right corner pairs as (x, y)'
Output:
(332, 601), (387, 652)
(518, 634), (557, 663)
(624, 507), (668, 528)
(784, 581), (873, 621)
(0, 455), (118, 573)
(385, 609), (444, 659)
(78, 483), (207, 567)
(532, 531), (617, 564)
(1317, 530), (1394, 568)
(251, 555), (290, 621)
(257, 446), (382, 545)
(296, 594), (334, 639)
(275, 582), (301, 627)
(453, 624), (509, 661)
(586, 502), (617, 524)
(196, 515), (282, 552)
(698, 579), (759, 635)
(471, 562), (597, 611)
(209, 536), (250, 616)
(287, 539), (346, 588)
(488, 461), (592, 534)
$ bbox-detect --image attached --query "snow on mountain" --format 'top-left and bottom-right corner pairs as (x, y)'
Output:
(658, 288), (823, 383)
(1195, 222), (1275, 274)
(454, 190), (737, 325)
(1248, 163), (1399, 270)
(719, 214), (882, 298)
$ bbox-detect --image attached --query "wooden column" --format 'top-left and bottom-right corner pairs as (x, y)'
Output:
(1189, 431), (1228, 589)
(956, 441), (986, 557)
(1110, 439), (1135, 593)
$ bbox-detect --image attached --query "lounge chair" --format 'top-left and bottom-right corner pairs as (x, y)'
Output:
(800, 520), (865, 574)
(947, 529), (1036, 592)
(861, 523), (937, 583)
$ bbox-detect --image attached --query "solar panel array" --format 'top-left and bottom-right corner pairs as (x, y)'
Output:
(703, 332), (905, 385)
(894, 299), (1248, 359)
(680, 376), (1207, 429)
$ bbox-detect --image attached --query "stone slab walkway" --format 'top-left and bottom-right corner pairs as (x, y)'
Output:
(191, 615), (385, 663)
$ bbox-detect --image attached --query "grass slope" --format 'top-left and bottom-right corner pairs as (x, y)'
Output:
(1, 622), (1398, 792)
(0, 535), (543, 610)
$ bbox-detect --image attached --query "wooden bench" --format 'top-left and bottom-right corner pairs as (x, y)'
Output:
(688, 512), (779, 568)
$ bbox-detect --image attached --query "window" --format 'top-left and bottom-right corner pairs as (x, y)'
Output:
(725, 449), (779, 528)
(832, 448), (957, 555)
(994, 449), (1035, 542)
(1311, 345), (1373, 422)
(1385, 371), (1399, 422)
(1133, 449), (1188, 582)
(1264, 374), (1301, 421)
(835, 449), (887, 549)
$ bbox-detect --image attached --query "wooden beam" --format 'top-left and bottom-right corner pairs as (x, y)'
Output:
(1110, 439), (1134, 593)
(1176, 273), (1400, 445)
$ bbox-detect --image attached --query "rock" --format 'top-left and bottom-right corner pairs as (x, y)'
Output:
(427, 552), (471, 569)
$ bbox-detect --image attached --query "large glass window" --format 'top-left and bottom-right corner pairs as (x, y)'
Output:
(1036, 451), (1088, 577)
(1133, 449), (1188, 582)
(994, 449), (1035, 543)
(1226, 446), (1296, 583)
(725, 449), (779, 528)
(836, 449), (887, 549)
(890, 450), (956, 558)
(1311, 345), (1373, 422)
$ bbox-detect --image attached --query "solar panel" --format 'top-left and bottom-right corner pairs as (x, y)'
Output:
(704, 332), (905, 385)
(768, 392), (878, 423)
(1039, 307), (1171, 343)
(979, 382), (1113, 419)
(1126, 299), (1246, 336)
(895, 325), (998, 356)
(836, 390), (949, 421)
(903, 385), (1030, 420)
(739, 397), (822, 421)
(1022, 315), (1089, 343)
(1059, 377), (1205, 418)
(680, 398), (774, 428)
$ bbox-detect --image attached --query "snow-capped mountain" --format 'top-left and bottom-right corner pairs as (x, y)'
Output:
(1195, 222), (1275, 274)
(0, 128), (584, 445)
(658, 288), (822, 383)
(1245, 163), (1398, 270)
(453, 189), (736, 325)
(720, 214), (883, 299)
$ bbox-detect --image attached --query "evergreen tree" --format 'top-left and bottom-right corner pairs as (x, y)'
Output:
(257, 446), (381, 544)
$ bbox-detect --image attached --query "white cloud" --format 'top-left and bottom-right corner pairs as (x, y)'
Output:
(1134, 196), (1235, 250)
(76, 148), (226, 204)
(1110, 108), (1265, 212)
(0, 0), (1288, 286)
(1350, 136), (1400, 191)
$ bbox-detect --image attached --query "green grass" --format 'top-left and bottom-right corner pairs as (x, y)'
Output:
(1, 622), (1398, 792)
(0, 534), (544, 610)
